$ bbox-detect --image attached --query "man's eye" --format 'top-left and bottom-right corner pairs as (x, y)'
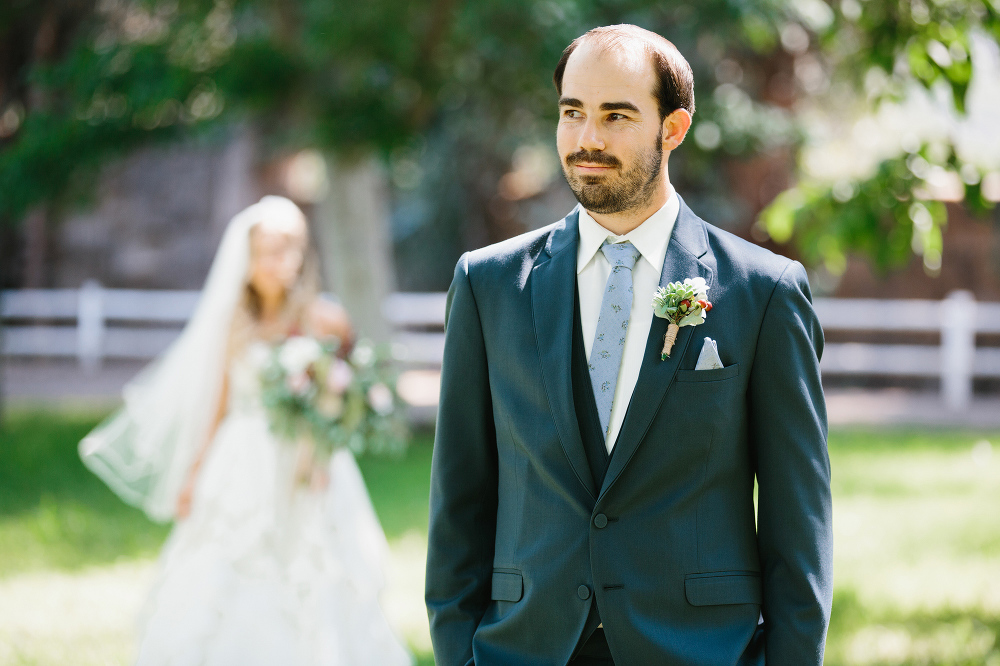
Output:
(608, 113), (626, 121)
(563, 109), (582, 118)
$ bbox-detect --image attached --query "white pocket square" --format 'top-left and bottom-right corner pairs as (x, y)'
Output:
(695, 337), (724, 370)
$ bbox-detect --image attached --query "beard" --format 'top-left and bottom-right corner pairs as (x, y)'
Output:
(562, 130), (663, 215)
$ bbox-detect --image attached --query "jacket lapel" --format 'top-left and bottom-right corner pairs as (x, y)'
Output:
(599, 197), (715, 499)
(531, 208), (597, 501)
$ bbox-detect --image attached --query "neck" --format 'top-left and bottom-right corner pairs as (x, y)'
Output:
(258, 291), (285, 322)
(587, 173), (673, 237)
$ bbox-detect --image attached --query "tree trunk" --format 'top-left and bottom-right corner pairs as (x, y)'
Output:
(313, 153), (396, 343)
(211, 123), (259, 239)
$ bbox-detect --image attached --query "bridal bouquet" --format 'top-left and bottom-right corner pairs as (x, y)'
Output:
(260, 336), (407, 458)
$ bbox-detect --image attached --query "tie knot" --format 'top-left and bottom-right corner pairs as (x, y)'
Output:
(600, 240), (640, 270)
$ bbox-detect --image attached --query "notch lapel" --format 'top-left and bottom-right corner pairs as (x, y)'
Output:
(599, 198), (715, 499)
(531, 208), (596, 501)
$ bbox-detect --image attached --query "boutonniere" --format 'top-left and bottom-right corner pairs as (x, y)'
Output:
(651, 277), (713, 360)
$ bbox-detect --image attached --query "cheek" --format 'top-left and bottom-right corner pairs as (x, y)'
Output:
(556, 124), (576, 155)
(281, 255), (303, 282)
(248, 268), (268, 292)
(250, 257), (280, 286)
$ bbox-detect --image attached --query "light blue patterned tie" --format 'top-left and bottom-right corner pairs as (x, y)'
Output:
(588, 240), (641, 438)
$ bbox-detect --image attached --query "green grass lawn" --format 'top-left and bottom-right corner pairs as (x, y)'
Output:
(0, 409), (435, 666)
(825, 430), (1000, 666)
(1, 409), (999, 665)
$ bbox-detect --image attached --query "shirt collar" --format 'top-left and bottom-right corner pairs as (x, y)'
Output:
(576, 189), (679, 275)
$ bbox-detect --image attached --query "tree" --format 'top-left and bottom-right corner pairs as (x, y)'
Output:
(760, 0), (1000, 276)
(1, 0), (999, 285)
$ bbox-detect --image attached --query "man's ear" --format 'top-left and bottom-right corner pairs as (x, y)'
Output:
(661, 109), (692, 151)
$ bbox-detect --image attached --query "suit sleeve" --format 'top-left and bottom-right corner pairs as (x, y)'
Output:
(748, 260), (833, 665)
(425, 254), (499, 666)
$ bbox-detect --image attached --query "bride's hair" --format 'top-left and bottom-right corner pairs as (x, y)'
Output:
(229, 197), (322, 354)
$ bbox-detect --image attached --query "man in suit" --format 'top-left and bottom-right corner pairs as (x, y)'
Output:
(425, 24), (832, 666)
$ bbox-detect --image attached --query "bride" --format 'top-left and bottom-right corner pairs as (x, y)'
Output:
(79, 196), (412, 666)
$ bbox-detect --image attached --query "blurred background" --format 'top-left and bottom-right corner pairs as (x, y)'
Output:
(1, 0), (1000, 664)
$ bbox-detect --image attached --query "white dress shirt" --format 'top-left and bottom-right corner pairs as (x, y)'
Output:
(576, 191), (679, 452)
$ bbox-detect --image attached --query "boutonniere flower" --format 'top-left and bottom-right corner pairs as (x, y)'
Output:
(651, 277), (713, 360)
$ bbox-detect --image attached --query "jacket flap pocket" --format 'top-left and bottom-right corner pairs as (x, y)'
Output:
(491, 571), (523, 602)
(676, 363), (740, 383)
(685, 572), (761, 606)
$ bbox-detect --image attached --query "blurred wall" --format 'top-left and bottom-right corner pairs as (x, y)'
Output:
(50, 128), (258, 290)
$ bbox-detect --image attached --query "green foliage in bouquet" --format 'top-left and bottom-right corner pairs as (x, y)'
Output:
(259, 336), (407, 459)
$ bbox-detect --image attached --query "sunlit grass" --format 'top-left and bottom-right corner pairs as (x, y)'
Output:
(2, 411), (999, 665)
(0, 410), (170, 577)
(825, 429), (1000, 665)
(0, 408), (435, 665)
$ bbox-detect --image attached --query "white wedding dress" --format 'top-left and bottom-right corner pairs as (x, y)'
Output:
(133, 341), (413, 666)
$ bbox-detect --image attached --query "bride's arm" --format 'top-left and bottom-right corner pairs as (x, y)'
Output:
(308, 299), (354, 354)
(175, 370), (230, 519)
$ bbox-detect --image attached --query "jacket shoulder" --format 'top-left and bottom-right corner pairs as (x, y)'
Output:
(455, 219), (566, 294)
(465, 222), (557, 270)
(703, 222), (805, 290)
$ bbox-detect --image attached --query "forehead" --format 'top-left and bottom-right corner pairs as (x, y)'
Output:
(251, 225), (304, 253)
(560, 41), (657, 109)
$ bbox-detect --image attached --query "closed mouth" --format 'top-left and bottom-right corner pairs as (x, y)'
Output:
(572, 163), (617, 173)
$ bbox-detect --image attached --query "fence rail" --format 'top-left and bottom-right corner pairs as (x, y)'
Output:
(3, 284), (999, 410)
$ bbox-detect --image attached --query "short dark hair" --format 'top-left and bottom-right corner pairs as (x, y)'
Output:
(553, 25), (695, 120)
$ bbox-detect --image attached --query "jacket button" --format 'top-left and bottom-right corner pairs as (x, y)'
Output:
(593, 513), (608, 528)
(577, 585), (591, 600)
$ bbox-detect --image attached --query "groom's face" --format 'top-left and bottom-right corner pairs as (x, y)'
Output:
(557, 43), (665, 215)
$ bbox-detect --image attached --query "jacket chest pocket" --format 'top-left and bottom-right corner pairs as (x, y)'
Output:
(663, 364), (744, 448)
(675, 363), (740, 383)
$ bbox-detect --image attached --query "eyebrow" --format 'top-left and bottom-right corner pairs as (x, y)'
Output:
(600, 101), (640, 113)
(557, 97), (641, 114)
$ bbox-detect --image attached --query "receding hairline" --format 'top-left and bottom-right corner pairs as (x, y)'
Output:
(554, 24), (696, 117)
(576, 25), (678, 63)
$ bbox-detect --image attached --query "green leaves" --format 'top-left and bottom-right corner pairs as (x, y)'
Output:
(2, 0), (998, 277)
(652, 278), (710, 324)
(761, 154), (950, 275)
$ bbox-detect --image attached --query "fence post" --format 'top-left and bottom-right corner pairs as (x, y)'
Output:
(77, 279), (104, 373)
(941, 290), (976, 411)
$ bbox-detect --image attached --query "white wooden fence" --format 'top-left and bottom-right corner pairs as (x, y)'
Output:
(815, 291), (1000, 410)
(3, 284), (1000, 410)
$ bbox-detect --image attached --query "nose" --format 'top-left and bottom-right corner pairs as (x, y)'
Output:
(577, 116), (605, 153)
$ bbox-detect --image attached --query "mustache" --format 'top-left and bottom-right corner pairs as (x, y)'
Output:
(565, 150), (621, 168)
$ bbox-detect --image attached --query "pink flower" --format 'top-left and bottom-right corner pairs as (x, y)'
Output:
(287, 372), (312, 395)
(326, 360), (354, 394)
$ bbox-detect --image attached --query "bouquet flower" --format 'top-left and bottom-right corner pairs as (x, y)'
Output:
(260, 336), (407, 462)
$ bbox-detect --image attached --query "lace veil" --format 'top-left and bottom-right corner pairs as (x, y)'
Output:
(79, 196), (303, 522)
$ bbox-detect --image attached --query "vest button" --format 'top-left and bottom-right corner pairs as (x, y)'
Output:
(594, 513), (608, 529)
(577, 584), (591, 600)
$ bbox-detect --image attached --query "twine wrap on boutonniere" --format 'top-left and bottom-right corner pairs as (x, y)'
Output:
(651, 277), (713, 360)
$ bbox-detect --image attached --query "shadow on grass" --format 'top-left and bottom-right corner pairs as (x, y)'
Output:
(0, 410), (436, 577)
(828, 428), (1000, 453)
(0, 409), (170, 576)
(826, 589), (1000, 665)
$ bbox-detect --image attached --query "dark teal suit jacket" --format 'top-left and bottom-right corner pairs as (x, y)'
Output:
(425, 198), (832, 665)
